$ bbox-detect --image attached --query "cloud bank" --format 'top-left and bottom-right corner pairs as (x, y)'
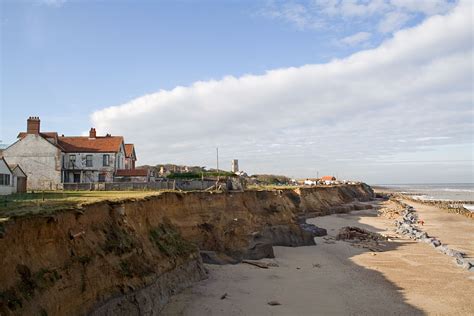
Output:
(91, 1), (473, 183)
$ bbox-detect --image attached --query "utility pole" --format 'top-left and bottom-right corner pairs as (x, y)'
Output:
(216, 147), (219, 172)
(216, 147), (219, 182)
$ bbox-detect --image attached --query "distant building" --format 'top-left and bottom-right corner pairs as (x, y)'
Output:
(321, 176), (336, 181)
(2, 117), (137, 190)
(231, 159), (239, 173)
(114, 168), (153, 183)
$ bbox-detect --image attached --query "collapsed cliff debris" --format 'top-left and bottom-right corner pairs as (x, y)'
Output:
(336, 226), (385, 242)
(395, 203), (474, 272)
(336, 226), (387, 251)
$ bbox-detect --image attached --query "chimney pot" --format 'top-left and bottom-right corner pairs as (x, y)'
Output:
(27, 116), (40, 134)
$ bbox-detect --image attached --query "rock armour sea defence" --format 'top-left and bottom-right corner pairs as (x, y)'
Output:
(0, 184), (373, 316)
(394, 202), (474, 272)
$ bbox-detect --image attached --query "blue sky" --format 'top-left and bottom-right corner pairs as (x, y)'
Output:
(1, 0), (472, 183)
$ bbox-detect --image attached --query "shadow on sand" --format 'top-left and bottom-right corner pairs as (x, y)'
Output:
(305, 199), (424, 315)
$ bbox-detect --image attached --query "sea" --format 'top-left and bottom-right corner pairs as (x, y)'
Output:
(377, 183), (474, 212)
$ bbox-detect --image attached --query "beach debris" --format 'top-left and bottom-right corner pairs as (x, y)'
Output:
(242, 260), (269, 269)
(267, 300), (281, 306)
(299, 223), (327, 237)
(220, 293), (228, 300)
(312, 263), (321, 268)
(336, 226), (386, 242)
(394, 204), (474, 272)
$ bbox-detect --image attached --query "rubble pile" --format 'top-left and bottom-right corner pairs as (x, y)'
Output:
(395, 205), (473, 272)
(336, 226), (386, 242)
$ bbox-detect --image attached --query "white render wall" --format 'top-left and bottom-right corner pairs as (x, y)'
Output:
(63, 151), (125, 183)
(2, 134), (62, 190)
(0, 159), (15, 195)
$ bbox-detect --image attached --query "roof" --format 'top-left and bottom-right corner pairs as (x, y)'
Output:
(16, 132), (65, 151)
(0, 157), (13, 174)
(58, 136), (124, 153)
(321, 176), (336, 181)
(8, 164), (27, 177)
(124, 144), (135, 158)
(18, 132), (58, 140)
(115, 169), (148, 177)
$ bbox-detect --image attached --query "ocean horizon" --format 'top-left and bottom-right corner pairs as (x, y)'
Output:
(374, 183), (474, 212)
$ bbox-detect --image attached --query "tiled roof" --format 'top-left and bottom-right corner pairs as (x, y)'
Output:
(17, 132), (65, 151)
(58, 136), (124, 153)
(124, 144), (135, 158)
(18, 132), (58, 139)
(321, 176), (336, 181)
(115, 169), (148, 177)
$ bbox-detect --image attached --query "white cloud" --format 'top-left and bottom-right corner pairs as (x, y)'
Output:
(340, 31), (372, 45)
(378, 10), (412, 33)
(92, 1), (473, 182)
(260, 2), (323, 30)
(38, 0), (67, 7)
(390, 0), (456, 15)
(263, 0), (457, 36)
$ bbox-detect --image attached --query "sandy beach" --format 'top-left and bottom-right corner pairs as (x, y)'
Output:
(163, 199), (474, 315)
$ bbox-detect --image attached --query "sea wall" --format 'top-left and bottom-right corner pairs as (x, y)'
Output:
(0, 184), (373, 316)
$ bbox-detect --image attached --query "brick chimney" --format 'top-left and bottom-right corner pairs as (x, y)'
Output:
(27, 116), (40, 134)
(89, 128), (96, 138)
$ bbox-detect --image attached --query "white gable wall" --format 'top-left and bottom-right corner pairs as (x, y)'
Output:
(2, 134), (62, 190)
(0, 159), (15, 195)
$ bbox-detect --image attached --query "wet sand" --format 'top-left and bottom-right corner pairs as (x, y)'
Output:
(163, 202), (474, 315)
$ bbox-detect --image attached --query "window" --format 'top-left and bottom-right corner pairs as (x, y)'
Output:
(86, 155), (93, 167)
(69, 155), (76, 167)
(0, 174), (11, 186)
(103, 154), (110, 166)
(98, 173), (106, 182)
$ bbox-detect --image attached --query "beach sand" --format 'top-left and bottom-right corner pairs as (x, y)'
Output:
(163, 200), (474, 315)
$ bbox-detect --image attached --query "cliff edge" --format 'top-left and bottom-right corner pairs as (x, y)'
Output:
(0, 184), (373, 315)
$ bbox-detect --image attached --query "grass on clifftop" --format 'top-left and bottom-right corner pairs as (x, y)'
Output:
(0, 191), (165, 219)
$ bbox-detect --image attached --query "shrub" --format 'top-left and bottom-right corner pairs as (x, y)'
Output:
(149, 224), (195, 257)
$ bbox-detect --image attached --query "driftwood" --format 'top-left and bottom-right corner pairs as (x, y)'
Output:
(241, 260), (269, 269)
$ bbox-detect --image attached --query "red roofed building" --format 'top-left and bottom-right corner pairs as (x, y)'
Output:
(321, 176), (336, 181)
(124, 144), (136, 170)
(2, 117), (139, 189)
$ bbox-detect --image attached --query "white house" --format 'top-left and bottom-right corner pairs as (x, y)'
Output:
(0, 157), (14, 195)
(2, 117), (137, 190)
(0, 157), (27, 195)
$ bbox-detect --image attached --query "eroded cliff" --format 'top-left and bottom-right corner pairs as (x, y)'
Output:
(0, 184), (373, 315)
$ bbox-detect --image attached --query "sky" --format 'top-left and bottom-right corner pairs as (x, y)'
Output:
(1, 0), (473, 184)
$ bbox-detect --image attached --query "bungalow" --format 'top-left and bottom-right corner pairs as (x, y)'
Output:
(0, 157), (27, 195)
(321, 175), (337, 185)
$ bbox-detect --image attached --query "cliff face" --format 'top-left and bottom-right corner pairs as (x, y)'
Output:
(0, 184), (373, 316)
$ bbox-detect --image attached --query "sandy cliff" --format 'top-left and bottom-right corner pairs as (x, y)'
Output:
(0, 184), (373, 315)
